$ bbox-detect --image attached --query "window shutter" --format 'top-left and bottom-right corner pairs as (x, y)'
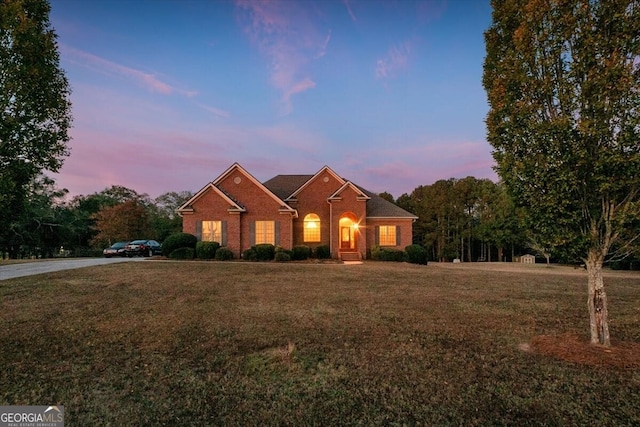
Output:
(274, 221), (280, 246)
(375, 226), (380, 246)
(196, 221), (202, 241)
(396, 226), (401, 246)
(250, 221), (255, 246)
(221, 221), (227, 246)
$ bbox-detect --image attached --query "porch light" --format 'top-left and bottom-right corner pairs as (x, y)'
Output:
(352, 223), (359, 230)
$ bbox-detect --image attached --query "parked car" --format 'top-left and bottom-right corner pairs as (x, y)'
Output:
(124, 239), (163, 257)
(103, 241), (129, 258)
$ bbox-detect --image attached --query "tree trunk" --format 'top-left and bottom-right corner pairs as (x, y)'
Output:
(498, 246), (503, 262)
(586, 249), (610, 346)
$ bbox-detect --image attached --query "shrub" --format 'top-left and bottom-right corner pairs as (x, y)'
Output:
(254, 244), (275, 261)
(274, 251), (291, 262)
(196, 241), (220, 260)
(291, 245), (311, 261)
(405, 244), (428, 265)
(610, 260), (629, 270)
(242, 248), (258, 261)
(315, 245), (331, 259)
(215, 247), (234, 261)
(168, 247), (195, 260)
(162, 233), (197, 257)
(371, 245), (382, 260)
(371, 245), (406, 262)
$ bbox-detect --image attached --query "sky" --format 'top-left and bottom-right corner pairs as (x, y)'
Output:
(48, 0), (497, 200)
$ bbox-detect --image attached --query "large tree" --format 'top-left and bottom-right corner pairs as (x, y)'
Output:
(0, 0), (72, 247)
(90, 200), (153, 248)
(484, 0), (640, 345)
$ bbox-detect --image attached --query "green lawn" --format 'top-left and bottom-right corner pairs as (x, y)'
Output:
(1, 261), (639, 425)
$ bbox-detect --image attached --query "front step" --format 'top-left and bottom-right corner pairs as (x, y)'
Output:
(340, 252), (361, 262)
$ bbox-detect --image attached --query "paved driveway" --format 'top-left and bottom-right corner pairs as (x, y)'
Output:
(0, 257), (145, 281)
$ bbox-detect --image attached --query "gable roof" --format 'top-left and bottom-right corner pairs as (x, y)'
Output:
(328, 181), (370, 201)
(179, 163), (417, 220)
(177, 182), (246, 214)
(263, 170), (417, 219)
(287, 166), (345, 200)
(213, 163), (297, 214)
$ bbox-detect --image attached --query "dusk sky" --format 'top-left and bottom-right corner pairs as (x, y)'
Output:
(49, 0), (497, 200)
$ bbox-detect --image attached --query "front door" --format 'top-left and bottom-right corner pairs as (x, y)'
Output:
(340, 226), (352, 250)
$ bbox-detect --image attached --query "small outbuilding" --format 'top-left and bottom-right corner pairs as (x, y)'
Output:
(520, 254), (536, 264)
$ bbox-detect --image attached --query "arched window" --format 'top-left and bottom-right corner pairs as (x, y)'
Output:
(303, 213), (321, 242)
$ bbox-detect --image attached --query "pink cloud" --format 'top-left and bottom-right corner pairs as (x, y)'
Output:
(343, 0), (357, 21)
(235, 0), (330, 114)
(195, 102), (231, 119)
(376, 41), (412, 80)
(61, 44), (197, 97)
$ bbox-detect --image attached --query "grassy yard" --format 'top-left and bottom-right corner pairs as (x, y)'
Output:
(1, 261), (639, 425)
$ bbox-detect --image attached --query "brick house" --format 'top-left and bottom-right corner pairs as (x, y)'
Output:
(177, 163), (418, 260)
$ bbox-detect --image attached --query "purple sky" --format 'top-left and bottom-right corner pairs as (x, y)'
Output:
(49, 0), (497, 200)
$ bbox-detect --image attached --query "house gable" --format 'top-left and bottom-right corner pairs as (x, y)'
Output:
(177, 183), (245, 216)
(329, 181), (371, 202)
(213, 162), (296, 216)
(269, 167), (347, 249)
(286, 166), (345, 201)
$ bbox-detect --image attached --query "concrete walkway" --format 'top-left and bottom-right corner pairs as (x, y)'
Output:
(0, 257), (145, 281)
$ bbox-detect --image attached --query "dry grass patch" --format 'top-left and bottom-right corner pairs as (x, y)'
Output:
(1, 261), (639, 425)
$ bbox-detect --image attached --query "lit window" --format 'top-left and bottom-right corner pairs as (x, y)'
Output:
(202, 221), (222, 242)
(379, 225), (397, 246)
(255, 221), (275, 245)
(303, 213), (321, 242)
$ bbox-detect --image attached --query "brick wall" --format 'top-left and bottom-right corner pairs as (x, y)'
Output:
(290, 172), (343, 249)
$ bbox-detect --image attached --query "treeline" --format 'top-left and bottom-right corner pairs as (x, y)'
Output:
(394, 177), (529, 263)
(393, 176), (639, 267)
(0, 174), (192, 259)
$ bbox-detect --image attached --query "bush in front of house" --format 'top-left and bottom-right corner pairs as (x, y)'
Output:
(215, 246), (234, 261)
(196, 241), (220, 260)
(169, 247), (195, 260)
(274, 250), (291, 262)
(315, 245), (331, 259)
(162, 233), (197, 257)
(242, 248), (258, 261)
(291, 245), (311, 261)
(254, 244), (275, 261)
(371, 245), (406, 262)
(405, 244), (428, 265)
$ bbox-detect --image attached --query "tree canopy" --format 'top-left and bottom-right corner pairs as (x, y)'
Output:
(484, 0), (640, 345)
(0, 0), (72, 249)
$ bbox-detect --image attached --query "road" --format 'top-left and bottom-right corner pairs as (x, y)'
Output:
(0, 257), (146, 281)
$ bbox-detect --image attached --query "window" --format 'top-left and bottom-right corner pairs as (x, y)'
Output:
(202, 221), (222, 242)
(255, 221), (275, 245)
(378, 225), (397, 246)
(303, 213), (321, 242)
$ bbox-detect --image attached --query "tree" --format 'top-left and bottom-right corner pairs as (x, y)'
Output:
(90, 200), (152, 248)
(484, 0), (640, 346)
(378, 191), (395, 203)
(0, 0), (72, 248)
(0, 173), (68, 258)
(150, 191), (192, 241)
